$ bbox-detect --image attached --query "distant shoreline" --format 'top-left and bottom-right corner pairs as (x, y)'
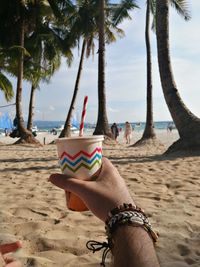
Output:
(0, 128), (179, 148)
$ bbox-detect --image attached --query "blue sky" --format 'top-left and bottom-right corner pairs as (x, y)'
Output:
(0, 1), (200, 123)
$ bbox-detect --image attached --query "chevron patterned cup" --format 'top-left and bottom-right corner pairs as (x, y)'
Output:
(55, 135), (104, 212)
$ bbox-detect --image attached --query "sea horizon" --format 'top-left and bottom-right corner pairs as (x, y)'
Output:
(31, 120), (175, 132)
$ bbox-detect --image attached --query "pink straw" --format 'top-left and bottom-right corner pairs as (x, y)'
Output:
(79, 96), (88, 136)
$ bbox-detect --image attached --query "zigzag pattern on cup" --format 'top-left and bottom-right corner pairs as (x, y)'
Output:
(60, 153), (102, 167)
(60, 147), (102, 161)
(59, 147), (102, 173)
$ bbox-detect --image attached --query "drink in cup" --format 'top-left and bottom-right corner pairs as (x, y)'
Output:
(55, 135), (104, 211)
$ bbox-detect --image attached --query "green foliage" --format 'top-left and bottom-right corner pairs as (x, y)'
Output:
(170, 0), (191, 21)
(151, 0), (191, 32)
(0, 72), (14, 101)
(110, 0), (139, 26)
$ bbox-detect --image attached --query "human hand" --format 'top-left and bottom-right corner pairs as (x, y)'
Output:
(0, 241), (22, 267)
(49, 157), (135, 221)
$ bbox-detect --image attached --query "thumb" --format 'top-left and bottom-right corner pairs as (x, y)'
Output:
(49, 173), (89, 196)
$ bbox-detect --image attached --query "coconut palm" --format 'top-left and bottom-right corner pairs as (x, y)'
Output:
(140, 0), (156, 141)
(135, 0), (191, 146)
(58, 0), (97, 137)
(0, 0), (71, 143)
(59, 38), (87, 138)
(156, 0), (200, 152)
(24, 16), (64, 131)
(58, 0), (127, 137)
(94, 0), (138, 136)
(26, 55), (61, 132)
(0, 0), (48, 143)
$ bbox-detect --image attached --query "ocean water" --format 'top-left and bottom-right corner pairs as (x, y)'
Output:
(32, 120), (175, 133)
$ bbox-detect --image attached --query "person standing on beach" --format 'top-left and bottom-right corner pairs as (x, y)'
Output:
(124, 121), (133, 144)
(111, 123), (119, 141)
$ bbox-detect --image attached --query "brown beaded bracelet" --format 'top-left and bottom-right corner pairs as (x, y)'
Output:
(105, 203), (158, 244)
(105, 203), (146, 224)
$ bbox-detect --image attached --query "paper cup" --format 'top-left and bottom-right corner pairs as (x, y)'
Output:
(56, 135), (104, 211)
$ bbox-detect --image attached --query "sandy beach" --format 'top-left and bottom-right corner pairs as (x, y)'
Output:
(0, 130), (199, 267)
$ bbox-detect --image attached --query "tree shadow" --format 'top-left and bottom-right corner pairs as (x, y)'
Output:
(0, 156), (57, 163)
(1, 164), (59, 172)
(107, 150), (200, 165)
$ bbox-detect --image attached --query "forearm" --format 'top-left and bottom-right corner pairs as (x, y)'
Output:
(112, 226), (160, 267)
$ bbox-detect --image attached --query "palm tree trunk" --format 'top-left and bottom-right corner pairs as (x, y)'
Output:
(27, 84), (36, 131)
(156, 0), (200, 150)
(142, 0), (155, 139)
(15, 7), (39, 144)
(16, 11), (30, 136)
(93, 0), (112, 137)
(59, 39), (86, 138)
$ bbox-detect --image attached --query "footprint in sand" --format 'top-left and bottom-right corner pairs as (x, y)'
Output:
(177, 244), (190, 256)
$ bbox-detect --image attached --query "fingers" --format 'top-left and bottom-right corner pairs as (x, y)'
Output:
(49, 173), (87, 192)
(0, 242), (22, 255)
(49, 158), (116, 191)
(49, 157), (117, 200)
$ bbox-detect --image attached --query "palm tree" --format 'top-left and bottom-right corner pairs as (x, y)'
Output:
(59, 0), (127, 138)
(93, 0), (110, 136)
(24, 21), (63, 132)
(135, 0), (191, 147)
(156, 0), (200, 152)
(0, 0), (69, 143)
(26, 55), (61, 132)
(0, 1), (46, 143)
(135, 0), (156, 145)
(94, 0), (138, 136)
(58, 0), (97, 138)
(59, 38), (87, 138)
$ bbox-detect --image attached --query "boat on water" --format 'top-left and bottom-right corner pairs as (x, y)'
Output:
(55, 116), (80, 134)
(32, 125), (38, 132)
(56, 124), (79, 134)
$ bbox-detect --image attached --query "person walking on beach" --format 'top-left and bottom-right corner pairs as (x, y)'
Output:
(111, 123), (119, 141)
(124, 121), (133, 144)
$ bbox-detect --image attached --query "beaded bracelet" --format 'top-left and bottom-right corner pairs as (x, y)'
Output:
(105, 203), (158, 244)
(86, 203), (158, 267)
(106, 210), (158, 245)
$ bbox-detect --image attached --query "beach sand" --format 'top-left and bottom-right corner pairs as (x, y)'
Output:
(0, 130), (199, 266)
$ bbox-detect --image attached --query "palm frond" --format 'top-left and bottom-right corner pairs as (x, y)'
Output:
(8, 46), (31, 57)
(0, 72), (14, 101)
(111, 0), (139, 26)
(170, 0), (191, 21)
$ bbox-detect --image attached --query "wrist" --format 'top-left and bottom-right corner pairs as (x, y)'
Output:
(112, 225), (159, 267)
(112, 224), (153, 246)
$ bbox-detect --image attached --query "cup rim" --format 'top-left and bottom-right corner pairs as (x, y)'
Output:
(55, 135), (104, 143)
